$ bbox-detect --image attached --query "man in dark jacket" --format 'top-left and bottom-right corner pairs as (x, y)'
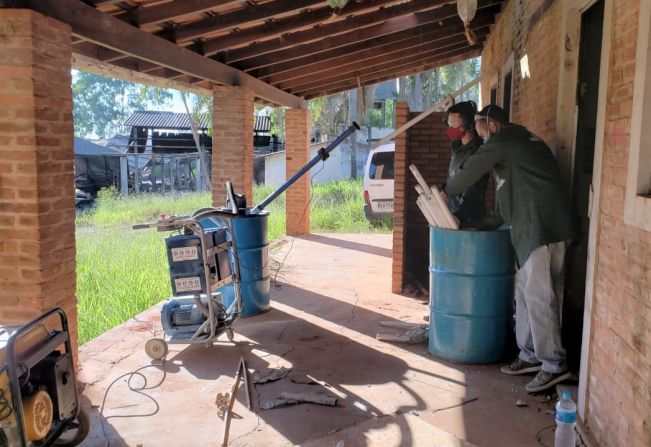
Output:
(445, 101), (489, 226)
(444, 105), (576, 393)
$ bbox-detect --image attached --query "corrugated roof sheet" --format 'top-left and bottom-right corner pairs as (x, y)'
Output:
(125, 111), (271, 132)
(124, 111), (211, 130)
(254, 115), (271, 133)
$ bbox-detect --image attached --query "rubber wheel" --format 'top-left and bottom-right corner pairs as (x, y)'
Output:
(54, 408), (90, 447)
(145, 338), (168, 360)
(226, 329), (235, 342)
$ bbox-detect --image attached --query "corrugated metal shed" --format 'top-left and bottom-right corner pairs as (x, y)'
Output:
(254, 115), (271, 133)
(124, 111), (211, 130)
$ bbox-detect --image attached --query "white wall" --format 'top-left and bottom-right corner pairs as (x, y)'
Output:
(264, 151), (286, 186)
(263, 126), (395, 186)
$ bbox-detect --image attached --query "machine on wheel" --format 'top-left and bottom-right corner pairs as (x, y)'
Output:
(0, 308), (89, 447)
(136, 123), (362, 360)
(135, 182), (244, 360)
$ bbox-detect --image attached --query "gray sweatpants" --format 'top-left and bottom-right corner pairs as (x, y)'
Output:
(515, 242), (568, 373)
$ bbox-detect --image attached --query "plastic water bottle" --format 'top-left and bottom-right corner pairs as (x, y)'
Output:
(555, 391), (576, 447)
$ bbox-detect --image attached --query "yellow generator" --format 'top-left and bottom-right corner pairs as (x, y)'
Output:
(0, 309), (88, 446)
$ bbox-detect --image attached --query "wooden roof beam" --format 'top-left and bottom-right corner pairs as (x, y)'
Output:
(72, 40), (123, 61)
(199, 0), (418, 56)
(87, 0), (123, 7)
(274, 35), (489, 92)
(116, 0), (242, 27)
(72, 53), (214, 97)
(267, 33), (475, 87)
(300, 49), (482, 99)
(173, 0), (326, 44)
(243, 16), (492, 77)
(218, 0), (459, 63)
(280, 43), (484, 95)
(72, 41), (170, 73)
(268, 27), (488, 90)
(290, 41), (484, 95)
(25, 0), (306, 108)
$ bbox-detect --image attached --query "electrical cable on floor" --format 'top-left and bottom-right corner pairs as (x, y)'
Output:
(272, 161), (325, 290)
(99, 363), (167, 447)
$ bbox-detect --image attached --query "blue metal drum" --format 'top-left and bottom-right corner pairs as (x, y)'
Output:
(203, 212), (271, 317)
(429, 227), (515, 363)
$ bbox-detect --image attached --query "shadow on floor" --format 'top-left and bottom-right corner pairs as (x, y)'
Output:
(301, 233), (393, 258)
(169, 306), (434, 445)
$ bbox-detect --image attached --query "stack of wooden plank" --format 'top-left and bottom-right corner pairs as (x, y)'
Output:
(409, 164), (459, 230)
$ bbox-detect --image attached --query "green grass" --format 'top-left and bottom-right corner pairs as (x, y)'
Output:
(76, 180), (391, 344)
(76, 227), (170, 344)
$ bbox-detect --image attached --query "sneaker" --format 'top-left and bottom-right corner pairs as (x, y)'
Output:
(525, 370), (572, 393)
(500, 358), (542, 375)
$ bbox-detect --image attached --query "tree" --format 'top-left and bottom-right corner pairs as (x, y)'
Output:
(395, 57), (481, 109)
(72, 72), (173, 139)
(310, 92), (348, 142)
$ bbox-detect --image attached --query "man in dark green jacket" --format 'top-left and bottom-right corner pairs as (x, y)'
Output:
(444, 105), (576, 393)
(445, 101), (489, 226)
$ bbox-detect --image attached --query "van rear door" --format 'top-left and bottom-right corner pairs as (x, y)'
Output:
(367, 150), (394, 213)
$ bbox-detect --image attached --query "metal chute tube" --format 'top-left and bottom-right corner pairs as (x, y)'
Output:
(251, 121), (360, 213)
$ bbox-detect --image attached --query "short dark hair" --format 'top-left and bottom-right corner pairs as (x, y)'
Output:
(446, 101), (478, 129)
(475, 104), (509, 125)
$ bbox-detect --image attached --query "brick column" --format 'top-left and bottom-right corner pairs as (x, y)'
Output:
(391, 102), (409, 293)
(212, 85), (254, 206)
(285, 109), (311, 236)
(0, 11), (76, 347)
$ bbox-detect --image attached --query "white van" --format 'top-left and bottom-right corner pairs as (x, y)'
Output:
(363, 143), (395, 223)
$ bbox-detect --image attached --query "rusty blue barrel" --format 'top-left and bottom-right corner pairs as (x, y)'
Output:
(204, 212), (271, 317)
(429, 227), (515, 363)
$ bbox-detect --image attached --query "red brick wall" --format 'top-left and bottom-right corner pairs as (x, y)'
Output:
(403, 112), (450, 288)
(212, 85), (254, 205)
(0, 10), (77, 348)
(391, 103), (409, 293)
(480, 0), (562, 146)
(285, 108), (311, 236)
(586, 1), (651, 445)
(480, 0), (651, 445)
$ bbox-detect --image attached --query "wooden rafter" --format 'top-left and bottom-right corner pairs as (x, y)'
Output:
(300, 49), (482, 99)
(218, 0), (459, 63)
(24, 0), (306, 108)
(269, 28), (490, 90)
(279, 35), (487, 92)
(88, 0), (123, 7)
(234, 1), (499, 72)
(269, 34), (472, 88)
(115, 0), (242, 27)
(292, 43), (483, 95)
(172, 0), (326, 44)
(200, 0), (423, 56)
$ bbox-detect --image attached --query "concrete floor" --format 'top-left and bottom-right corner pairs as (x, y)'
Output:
(77, 233), (560, 447)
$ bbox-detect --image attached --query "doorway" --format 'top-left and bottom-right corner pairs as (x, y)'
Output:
(563, 0), (605, 371)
